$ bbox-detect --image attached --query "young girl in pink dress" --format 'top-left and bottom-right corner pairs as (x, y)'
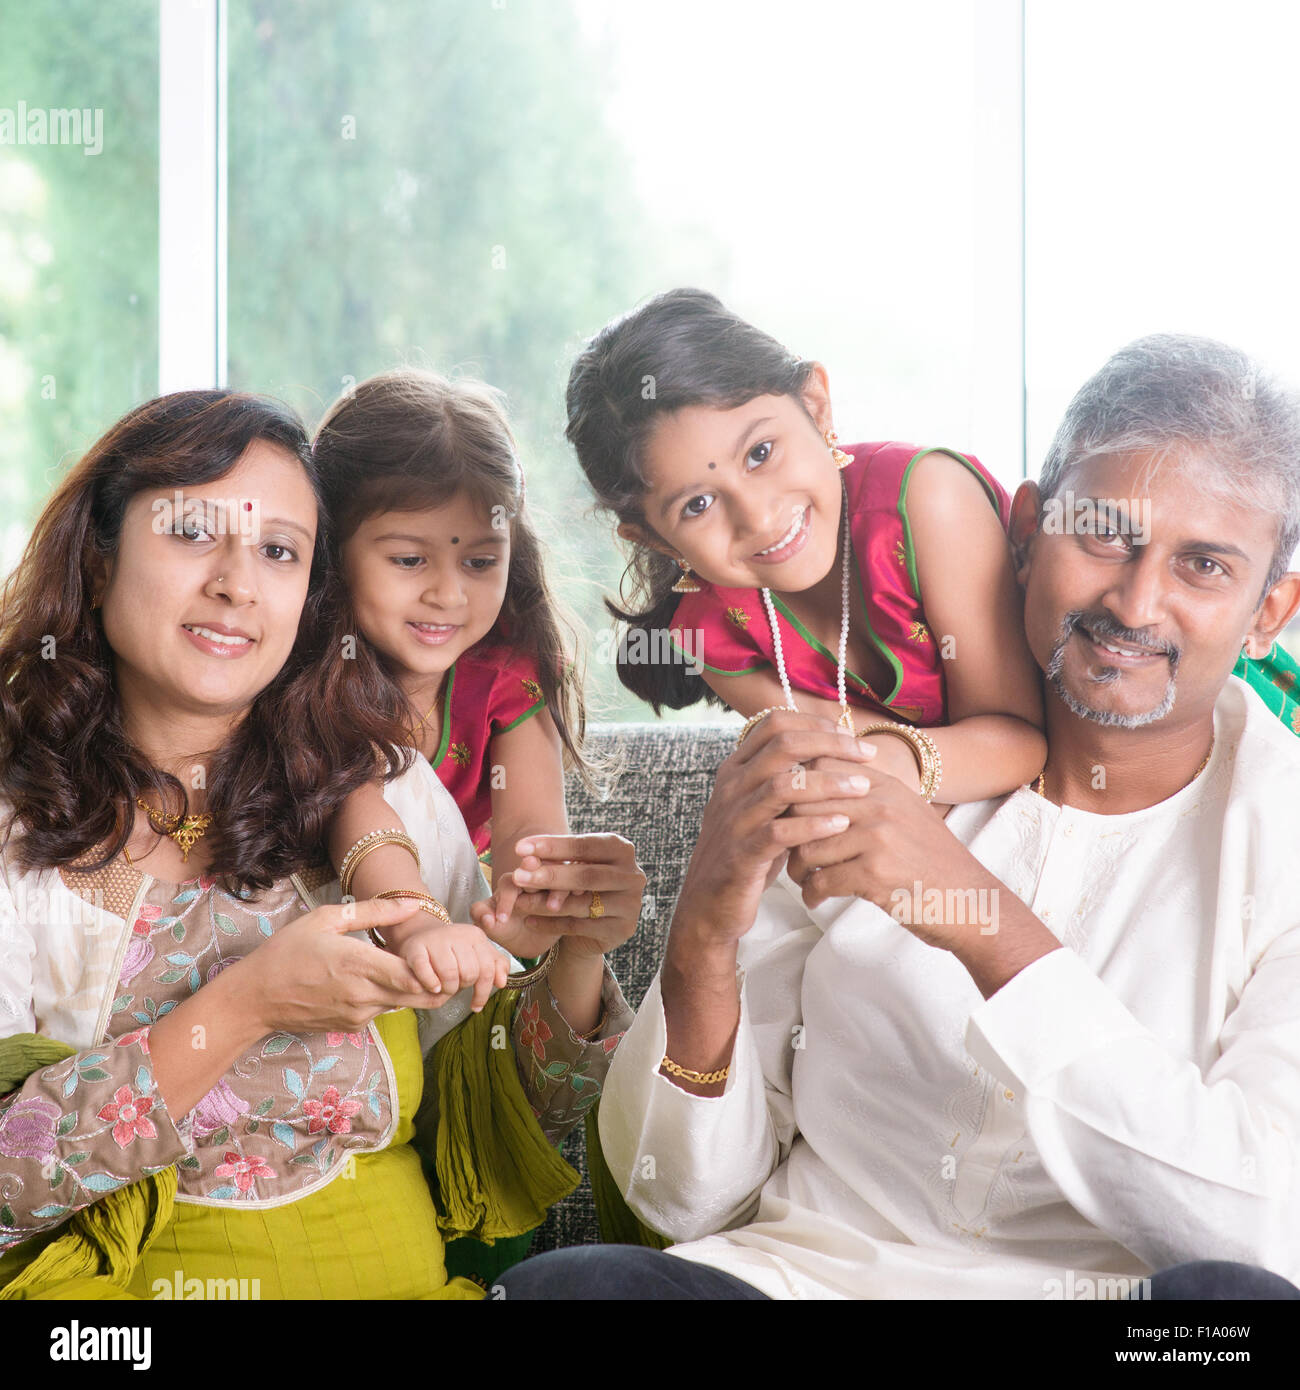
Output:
(565, 288), (1047, 804)
(312, 370), (613, 973)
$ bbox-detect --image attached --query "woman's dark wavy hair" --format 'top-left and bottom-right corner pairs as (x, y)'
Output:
(0, 390), (416, 895)
(312, 369), (594, 787)
(566, 287), (816, 713)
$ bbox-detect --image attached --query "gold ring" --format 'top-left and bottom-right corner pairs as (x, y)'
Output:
(588, 890), (605, 919)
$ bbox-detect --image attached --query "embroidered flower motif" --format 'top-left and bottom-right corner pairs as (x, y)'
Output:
(132, 903), (164, 937)
(326, 1031), (367, 1048)
(0, 1095), (61, 1160)
(726, 607), (750, 630)
(302, 1085), (361, 1136)
(212, 1150), (275, 1194)
(518, 1001), (553, 1062)
(907, 621), (930, 643)
(114, 1028), (151, 1054)
(600, 1031), (624, 1055)
(119, 936), (155, 985)
(1278, 669), (1297, 694)
(520, 678), (542, 701)
(894, 539), (906, 566)
(449, 742), (472, 768)
(191, 1078), (251, 1139)
(98, 1085), (157, 1148)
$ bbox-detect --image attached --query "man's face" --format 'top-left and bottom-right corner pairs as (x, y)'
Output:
(1019, 450), (1280, 729)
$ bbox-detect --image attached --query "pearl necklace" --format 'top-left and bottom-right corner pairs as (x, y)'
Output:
(761, 475), (860, 731)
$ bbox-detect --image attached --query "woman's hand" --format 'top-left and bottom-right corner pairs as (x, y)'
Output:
(471, 833), (646, 960)
(234, 896), (446, 1037)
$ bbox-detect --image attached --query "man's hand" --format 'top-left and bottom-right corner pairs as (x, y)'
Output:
(785, 754), (1061, 995)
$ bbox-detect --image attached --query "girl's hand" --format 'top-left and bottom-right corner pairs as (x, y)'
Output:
(397, 919), (510, 1013)
(477, 871), (570, 940)
(238, 897), (445, 1037)
(471, 833), (647, 960)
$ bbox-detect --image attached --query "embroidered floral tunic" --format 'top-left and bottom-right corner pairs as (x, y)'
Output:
(425, 642), (547, 854)
(0, 756), (632, 1292)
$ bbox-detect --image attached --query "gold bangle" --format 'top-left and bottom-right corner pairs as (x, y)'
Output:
(339, 829), (420, 899)
(372, 887), (452, 924)
(735, 706), (785, 749)
(856, 721), (943, 802)
(660, 1055), (730, 1086)
(505, 941), (560, 990)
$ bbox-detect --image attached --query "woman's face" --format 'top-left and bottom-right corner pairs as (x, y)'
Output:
(98, 440), (318, 725)
(341, 491), (511, 694)
(631, 386), (843, 594)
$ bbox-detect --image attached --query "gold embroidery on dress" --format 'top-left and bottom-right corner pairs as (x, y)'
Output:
(520, 678), (542, 702)
(59, 850), (142, 920)
(907, 621), (930, 643)
(449, 742), (472, 768)
(1278, 669), (1297, 694)
(726, 607), (750, 630)
(894, 539), (906, 566)
(1291, 706), (1300, 737)
(297, 861), (335, 893)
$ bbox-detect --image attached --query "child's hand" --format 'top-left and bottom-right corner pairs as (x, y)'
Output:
(472, 871), (573, 960)
(476, 871), (570, 935)
(397, 919), (509, 1013)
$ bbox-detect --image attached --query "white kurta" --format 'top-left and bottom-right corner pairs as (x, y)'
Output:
(599, 675), (1300, 1299)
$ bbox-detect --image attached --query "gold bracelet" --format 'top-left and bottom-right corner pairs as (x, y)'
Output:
(660, 1055), (730, 1085)
(856, 721), (943, 802)
(504, 941), (560, 990)
(735, 706), (787, 749)
(339, 829), (420, 899)
(372, 887), (452, 924)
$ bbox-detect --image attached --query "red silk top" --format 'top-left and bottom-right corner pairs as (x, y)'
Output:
(669, 442), (1010, 726)
(423, 643), (547, 854)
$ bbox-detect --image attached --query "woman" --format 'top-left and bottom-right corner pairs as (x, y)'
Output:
(0, 390), (641, 1298)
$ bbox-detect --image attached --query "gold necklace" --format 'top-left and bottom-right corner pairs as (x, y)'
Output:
(1034, 734), (1215, 804)
(134, 795), (213, 862)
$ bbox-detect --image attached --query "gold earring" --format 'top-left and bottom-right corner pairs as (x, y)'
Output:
(825, 428), (854, 470)
(671, 558), (702, 594)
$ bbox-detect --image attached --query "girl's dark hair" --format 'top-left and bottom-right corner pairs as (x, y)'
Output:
(312, 369), (592, 785)
(0, 390), (415, 895)
(566, 288), (816, 712)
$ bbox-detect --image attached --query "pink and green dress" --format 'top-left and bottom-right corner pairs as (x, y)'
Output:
(425, 642), (547, 854)
(669, 439), (1300, 734)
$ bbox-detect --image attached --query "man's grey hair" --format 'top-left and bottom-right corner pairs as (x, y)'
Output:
(1039, 334), (1300, 597)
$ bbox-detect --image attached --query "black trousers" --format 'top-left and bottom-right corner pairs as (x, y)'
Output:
(492, 1244), (1300, 1301)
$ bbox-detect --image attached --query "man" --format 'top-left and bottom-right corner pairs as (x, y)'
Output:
(501, 335), (1300, 1299)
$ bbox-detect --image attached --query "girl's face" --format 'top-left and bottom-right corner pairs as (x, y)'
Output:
(98, 440), (317, 728)
(631, 384), (843, 594)
(342, 491), (510, 692)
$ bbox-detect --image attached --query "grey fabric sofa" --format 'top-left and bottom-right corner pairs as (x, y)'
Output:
(529, 721), (735, 1253)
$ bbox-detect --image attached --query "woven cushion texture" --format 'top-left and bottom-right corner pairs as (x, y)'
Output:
(528, 722), (733, 1253)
